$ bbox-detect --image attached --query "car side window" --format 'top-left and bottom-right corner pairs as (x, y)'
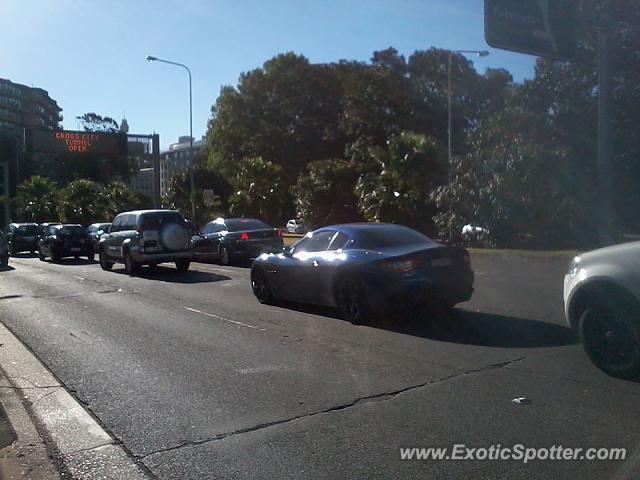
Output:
(328, 232), (350, 251)
(110, 216), (122, 233)
(121, 215), (136, 231)
(294, 230), (336, 253)
(202, 223), (216, 234)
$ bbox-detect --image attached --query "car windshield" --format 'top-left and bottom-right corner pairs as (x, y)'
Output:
(16, 225), (38, 234)
(225, 219), (271, 231)
(3, 2), (638, 479)
(58, 226), (85, 235)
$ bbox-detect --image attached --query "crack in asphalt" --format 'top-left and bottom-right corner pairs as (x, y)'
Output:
(139, 356), (525, 461)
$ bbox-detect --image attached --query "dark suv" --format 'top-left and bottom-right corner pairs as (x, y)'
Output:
(5, 223), (40, 255)
(99, 210), (192, 274)
(38, 224), (95, 262)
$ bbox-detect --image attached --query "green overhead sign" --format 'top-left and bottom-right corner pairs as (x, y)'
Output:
(484, 0), (577, 60)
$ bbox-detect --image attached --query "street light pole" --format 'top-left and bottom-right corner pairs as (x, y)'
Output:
(145, 55), (196, 220)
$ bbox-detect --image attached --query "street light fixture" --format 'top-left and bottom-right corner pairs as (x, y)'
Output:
(145, 55), (196, 220)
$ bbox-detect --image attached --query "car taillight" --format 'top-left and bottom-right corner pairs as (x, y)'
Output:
(240, 232), (249, 241)
(381, 258), (420, 274)
(276, 229), (282, 238)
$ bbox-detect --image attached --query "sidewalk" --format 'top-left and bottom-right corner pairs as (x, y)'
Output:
(0, 373), (61, 480)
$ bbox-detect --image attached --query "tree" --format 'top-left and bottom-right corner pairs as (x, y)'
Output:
(355, 132), (446, 235)
(162, 163), (232, 226)
(431, 108), (593, 248)
(103, 182), (143, 218)
(76, 113), (120, 133)
(227, 157), (287, 225)
(292, 159), (362, 230)
(14, 176), (59, 222)
(57, 180), (109, 226)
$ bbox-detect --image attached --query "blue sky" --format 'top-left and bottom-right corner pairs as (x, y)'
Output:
(2, 0), (535, 150)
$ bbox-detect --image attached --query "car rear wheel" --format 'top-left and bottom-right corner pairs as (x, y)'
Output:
(175, 259), (190, 273)
(51, 248), (61, 263)
(38, 250), (45, 261)
(124, 251), (139, 275)
(87, 253), (95, 262)
(252, 268), (275, 304)
(8, 243), (15, 256)
(99, 250), (113, 271)
(336, 276), (374, 325)
(579, 300), (640, 379)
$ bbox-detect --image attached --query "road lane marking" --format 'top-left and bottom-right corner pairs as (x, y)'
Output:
(184, 307), (266, 331)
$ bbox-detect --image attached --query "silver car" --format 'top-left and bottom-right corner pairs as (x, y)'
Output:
(98, 210), (192, 275)
(564, 242), (640, 378)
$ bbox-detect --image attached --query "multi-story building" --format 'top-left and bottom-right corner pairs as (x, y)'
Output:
(129, 167), (155, 199)
(160, 136), (204, 197)
(0, 78), (62, 134)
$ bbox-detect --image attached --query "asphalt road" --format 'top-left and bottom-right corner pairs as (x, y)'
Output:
(0, 253), (639, 479)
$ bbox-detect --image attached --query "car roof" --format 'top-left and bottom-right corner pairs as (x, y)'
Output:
(117, 209), (182, 216)
(11, 222), (39, 227)
(318, 222), (414, 236)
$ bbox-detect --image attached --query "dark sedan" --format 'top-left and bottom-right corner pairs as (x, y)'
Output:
(192, 218), (284, 265)
(250, 223), (474, 324)
(38, 224), (95, 262)
(87, 222), (111, 252)
(5, 223), (40, 255)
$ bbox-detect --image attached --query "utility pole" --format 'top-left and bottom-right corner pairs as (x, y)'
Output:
(597, 30), (613, 246)
(2, 162), (9, 225)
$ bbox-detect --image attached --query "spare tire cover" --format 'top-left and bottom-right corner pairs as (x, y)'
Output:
(160, 223), (187, 251)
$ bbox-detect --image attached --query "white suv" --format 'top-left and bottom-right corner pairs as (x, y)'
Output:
(564, 242), (640, 378)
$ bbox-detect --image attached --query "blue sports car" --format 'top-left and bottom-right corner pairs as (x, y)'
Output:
(250, 223), (474, 324)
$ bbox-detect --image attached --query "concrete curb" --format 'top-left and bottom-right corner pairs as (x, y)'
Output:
(0, 321), (150, 479)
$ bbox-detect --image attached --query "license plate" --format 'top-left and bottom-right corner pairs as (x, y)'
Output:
(431, 257), (452, 267)
(71, 247), (81, 252)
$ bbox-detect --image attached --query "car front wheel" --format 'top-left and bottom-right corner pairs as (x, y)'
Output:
(579, 300), (640, 379)
(219, 246), (231, 266)
(252, 268), (275, 304)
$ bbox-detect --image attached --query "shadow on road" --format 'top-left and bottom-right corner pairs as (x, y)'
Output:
(43, 258), (98, 266)
(112, 265), (231, 284)
(0, 266), (15, 272)
(9, 253), (37, 259)
(275, 302), (576, 349)
(381, 308), (577, 348)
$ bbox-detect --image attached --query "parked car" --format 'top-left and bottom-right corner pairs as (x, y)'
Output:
(38, 224), (95, 262)
(251, 223), (474, 324)
(99, 209), (192, 274)
(286, 219), (306, 234)
(192, 217), (284, 265)
(38, 222), (61, 237)
(0, 231), (8, 269)
(5, 223), (40, 255)
(564, 242), (640, 378)
(87, 223), (111, 252)
(461, 224), (490, 247)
